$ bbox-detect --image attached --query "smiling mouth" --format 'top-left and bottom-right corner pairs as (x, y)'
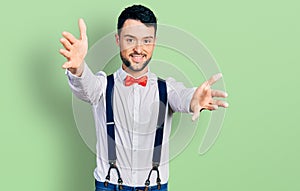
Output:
(130, 54), (146, 63)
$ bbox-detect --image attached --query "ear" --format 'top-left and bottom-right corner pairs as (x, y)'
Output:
(115, 33), (120, 46)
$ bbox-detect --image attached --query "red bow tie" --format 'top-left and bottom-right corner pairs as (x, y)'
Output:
(124, 75), (148, 87)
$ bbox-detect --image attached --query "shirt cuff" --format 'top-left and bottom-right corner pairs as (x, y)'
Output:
(186, 87), (197, 114)
(65, 62), (88, 87)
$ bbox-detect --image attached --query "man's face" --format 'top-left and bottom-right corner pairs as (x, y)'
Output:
(116, 19), (156, 72)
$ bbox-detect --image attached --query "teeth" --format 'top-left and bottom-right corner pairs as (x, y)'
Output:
(131, 55), (144, 62)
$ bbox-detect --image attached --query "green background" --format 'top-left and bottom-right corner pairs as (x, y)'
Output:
(1, 0), (299, 190)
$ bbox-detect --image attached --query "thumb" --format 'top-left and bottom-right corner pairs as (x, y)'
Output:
(79, 18), (87, 40)
(191, 104), (201, 121)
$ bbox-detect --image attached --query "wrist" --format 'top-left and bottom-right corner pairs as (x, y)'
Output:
(68, 60), (85, 77)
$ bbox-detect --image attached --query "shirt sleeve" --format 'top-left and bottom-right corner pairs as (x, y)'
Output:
(166, 77), (196, 113)
(66, 62), (107, 105)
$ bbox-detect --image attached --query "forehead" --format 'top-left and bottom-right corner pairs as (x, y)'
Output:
(119, 19), (155, 38)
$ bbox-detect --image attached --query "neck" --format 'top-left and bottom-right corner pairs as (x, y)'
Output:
(122, 64), (148, 78)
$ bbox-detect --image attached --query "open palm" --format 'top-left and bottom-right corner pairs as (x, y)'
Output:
(190, 73), (229, 121)
(59, 19), (88, 76)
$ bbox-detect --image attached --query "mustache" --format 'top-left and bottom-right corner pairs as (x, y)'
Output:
(120, 52), (152, 72)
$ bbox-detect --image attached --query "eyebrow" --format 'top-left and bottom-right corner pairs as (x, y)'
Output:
(123, 34), (154, 39)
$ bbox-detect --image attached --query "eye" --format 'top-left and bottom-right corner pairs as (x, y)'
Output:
(126, 38), (135, 44)
(144, 39), (152, 44)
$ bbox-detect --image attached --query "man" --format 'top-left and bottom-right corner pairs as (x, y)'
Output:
(59, 4), (228, 191)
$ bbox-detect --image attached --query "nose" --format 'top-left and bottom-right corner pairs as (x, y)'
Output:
(133, 42), (143, 54)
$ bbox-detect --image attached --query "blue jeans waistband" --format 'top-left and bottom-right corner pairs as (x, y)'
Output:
(95, 180), (168, 191)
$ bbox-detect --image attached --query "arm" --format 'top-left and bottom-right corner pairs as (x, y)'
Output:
(66, 63), (106, 105)
(167, 73), (229, 121)
(166, 77), (196, 113)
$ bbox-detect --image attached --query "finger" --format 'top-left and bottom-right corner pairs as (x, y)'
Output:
(192, 110), (200, 121)
(211, 89), (228, 98)
(59, 49), (71, 59)
(208, 73), (222, 86)
(212, 100), (229, 108)
(62, 31), (77, 44)
(206, 104), (218, 111)
(60, 38), (72, 50)
(62, 61), (71, 69)
(78, 18), (87, 40)
(193, 81), (210, 98)
(191, 104), (201, 121)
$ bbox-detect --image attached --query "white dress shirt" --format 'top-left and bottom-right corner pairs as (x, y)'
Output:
(67, 62), (195, 187)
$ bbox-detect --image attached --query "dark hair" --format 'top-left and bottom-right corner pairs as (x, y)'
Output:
(117, 4), (157, 35)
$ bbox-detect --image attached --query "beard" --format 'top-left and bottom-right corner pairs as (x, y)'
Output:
(120, 52), (152, 72)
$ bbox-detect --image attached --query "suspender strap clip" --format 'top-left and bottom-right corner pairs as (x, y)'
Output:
(104, 161), (123, 190)
(144, 164), (161, 190)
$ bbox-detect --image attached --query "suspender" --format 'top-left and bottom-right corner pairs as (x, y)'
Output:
(104, 74), (167, 190)
(144, 78), (167, 191)
(153, 78), (167, 164)
(106, 74), (117, 162)
(104, 74), (123, 189)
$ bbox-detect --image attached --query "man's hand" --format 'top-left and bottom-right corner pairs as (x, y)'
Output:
(190, 73), (229, 121)
(59, 18), (88, 76)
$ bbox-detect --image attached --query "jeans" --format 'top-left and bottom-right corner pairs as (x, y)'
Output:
(95, 180), (168, 191)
